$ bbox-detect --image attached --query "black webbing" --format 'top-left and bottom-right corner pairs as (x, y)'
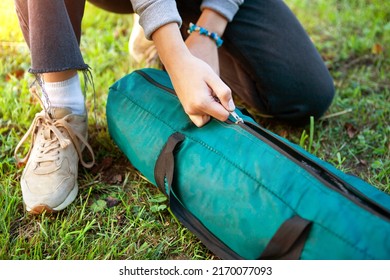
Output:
(259, 215), (312, 260)
(154, 132), (185, 195)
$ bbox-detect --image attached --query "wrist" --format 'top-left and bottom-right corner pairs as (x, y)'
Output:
(188, 23), (224, 48)
(196, 8), (228, 36)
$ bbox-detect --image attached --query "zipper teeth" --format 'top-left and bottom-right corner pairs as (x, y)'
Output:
(135, 70), (176, 95)
(239, 121), (390, 222)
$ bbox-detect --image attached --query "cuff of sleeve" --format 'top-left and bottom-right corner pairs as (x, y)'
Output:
(138, 1), (182, 40)
(200, 0), (243, 21)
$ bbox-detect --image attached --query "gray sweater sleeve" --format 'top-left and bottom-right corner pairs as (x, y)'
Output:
(201, 0), (244, 22)
(130, 0), (182, 40)
(130, 0), (244, 40)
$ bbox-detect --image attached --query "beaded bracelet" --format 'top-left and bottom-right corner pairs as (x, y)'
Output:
(187, 22), (224, 48)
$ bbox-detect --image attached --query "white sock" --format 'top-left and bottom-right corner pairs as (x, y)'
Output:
(42, 74), (86, 115)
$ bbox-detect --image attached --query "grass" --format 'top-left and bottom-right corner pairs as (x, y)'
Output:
(0, 0), (389, 260)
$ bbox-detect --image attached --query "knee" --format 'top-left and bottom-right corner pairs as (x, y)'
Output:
(302, 75), (335, 122)
(274, 72), (335, 126)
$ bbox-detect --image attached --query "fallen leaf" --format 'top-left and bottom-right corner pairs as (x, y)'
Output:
(108, 174), (122, 184)
(358, 159), (367, 166)
(106, 197), (121, 208)
(344, 123), (359, 138)
(5, 69), (25, 81)
(91, 156), (113, 173)
(372, 43), (384, 55)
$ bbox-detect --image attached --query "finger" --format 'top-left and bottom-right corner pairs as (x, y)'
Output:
(183, 84), (229, 124)
(189, 114), (211, 127)
(202, 96), (230, 122)
(207, 76), (235, 111)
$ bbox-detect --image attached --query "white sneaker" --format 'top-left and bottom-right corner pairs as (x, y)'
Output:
(14, 89), (95, 214)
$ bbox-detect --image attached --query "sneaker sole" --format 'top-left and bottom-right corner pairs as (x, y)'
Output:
(26, 184), (78, 214)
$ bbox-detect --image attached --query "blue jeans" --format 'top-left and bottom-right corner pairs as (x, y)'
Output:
(14, 0), (334, 125)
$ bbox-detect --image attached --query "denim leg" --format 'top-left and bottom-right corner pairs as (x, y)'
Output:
(14, 0), (89, 73)
(223, 0), (335, 124)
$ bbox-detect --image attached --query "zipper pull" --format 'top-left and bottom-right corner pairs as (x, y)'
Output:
(213, 96), (244, 124)
(229, 110), (244, 124)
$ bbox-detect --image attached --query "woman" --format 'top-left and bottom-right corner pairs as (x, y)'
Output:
(13, 0), (334, 214)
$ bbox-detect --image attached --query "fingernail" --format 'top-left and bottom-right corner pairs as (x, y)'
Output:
(228, 99), (235, 111)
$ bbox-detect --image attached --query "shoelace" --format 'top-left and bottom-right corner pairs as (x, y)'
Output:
(14, 111), (95, 169)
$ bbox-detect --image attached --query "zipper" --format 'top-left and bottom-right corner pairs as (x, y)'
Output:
(135, 69), (176, 95)
(237, 119), (390, 222)
(135, 69), (390, 222)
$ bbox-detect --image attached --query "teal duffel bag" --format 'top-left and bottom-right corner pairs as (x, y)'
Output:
(106, 68), (390, 260)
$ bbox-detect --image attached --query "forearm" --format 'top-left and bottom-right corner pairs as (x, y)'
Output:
(151, 23), (189, 74)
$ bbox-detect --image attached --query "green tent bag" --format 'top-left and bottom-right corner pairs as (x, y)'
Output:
(106, 68), (390, 259)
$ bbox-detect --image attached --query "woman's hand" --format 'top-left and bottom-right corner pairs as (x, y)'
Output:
(168, 52), (233, 127)
(152, 12), (235, 127)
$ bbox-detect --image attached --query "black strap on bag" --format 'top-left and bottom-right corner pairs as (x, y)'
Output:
(154, 132), (312, 260)
(259, 216), (312, 260)
(154, 132), (185, 193)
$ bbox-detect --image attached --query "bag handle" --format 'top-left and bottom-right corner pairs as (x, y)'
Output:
(154, 132), (185, 192)
(154, 132), (311, 260)
(259, 215), (312, 260)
